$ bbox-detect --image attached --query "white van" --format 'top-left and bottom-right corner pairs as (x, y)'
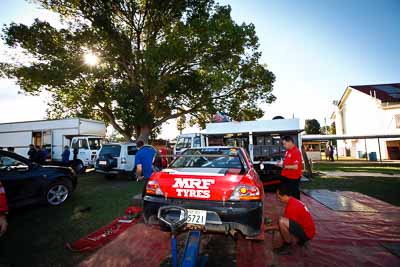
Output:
(95, 142), (138, 178)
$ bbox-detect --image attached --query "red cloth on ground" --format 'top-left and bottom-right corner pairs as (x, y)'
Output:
(284, 197), (316, 239)
(65, 206), (142, 252)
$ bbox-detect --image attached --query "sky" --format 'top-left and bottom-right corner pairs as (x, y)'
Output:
(0, 0), (399, 139)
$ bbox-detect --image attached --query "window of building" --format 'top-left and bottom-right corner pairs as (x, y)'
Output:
(395, 114), (400, 128)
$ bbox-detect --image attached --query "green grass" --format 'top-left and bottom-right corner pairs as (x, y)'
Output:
(312, 162), (400, 175)
(0, 172), (143, 267)
(1, 168), (399, 266)
(303, 175), (400, 206)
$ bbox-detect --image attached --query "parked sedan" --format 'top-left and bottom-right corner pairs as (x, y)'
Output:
(0, 150), (77, 208)
(143, 147), (264, 237)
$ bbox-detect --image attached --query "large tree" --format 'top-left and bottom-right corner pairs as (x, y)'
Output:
(304, 119), (321, 134)
(1, 0), (275, 141)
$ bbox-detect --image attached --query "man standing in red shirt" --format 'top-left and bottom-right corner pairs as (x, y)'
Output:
(266, 184), (316, 255)
(277, 136), (302, 199)
(0, 181), (8, 236)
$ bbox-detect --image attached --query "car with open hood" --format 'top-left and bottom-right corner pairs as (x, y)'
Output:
(143, 147), (264, 237)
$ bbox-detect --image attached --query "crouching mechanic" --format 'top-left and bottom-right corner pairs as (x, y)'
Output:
(0, 181), (8, 236)
(266, 184), (315, 255)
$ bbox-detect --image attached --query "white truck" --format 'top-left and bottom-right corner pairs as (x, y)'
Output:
(174, 118), (303, 186)
(175, 119), (302, 161)
(173, 133), (205, 155)
(0, 118), (106, 171)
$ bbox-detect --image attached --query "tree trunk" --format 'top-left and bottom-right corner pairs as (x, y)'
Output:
(137, 125), (151, 143)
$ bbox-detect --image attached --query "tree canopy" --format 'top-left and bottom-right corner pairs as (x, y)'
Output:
(320, 122), (336, 135)
(304, 119), (321, 134)
(1, 0), (275, 141)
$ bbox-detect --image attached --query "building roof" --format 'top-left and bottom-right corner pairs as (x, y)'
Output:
(302, 133), (400, 141)
(204, 118), (302, 135)
(349, 83), (400, 102)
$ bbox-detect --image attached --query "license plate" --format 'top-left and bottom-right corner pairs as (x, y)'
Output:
(99, 160), (107, 165)
(184, 209), (207, 225)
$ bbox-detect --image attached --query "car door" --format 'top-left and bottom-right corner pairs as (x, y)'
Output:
(126, 145), (138, 171)
(0, 154), (39, 205)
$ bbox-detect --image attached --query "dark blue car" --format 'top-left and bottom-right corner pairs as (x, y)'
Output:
(0, 150), (77, 208)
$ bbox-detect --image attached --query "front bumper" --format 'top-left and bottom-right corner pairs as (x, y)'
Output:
(143, 195), (263, 237)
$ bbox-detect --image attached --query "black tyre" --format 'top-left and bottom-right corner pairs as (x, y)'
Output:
(72, 160), (85, 173)
(45, 178), (73, 206)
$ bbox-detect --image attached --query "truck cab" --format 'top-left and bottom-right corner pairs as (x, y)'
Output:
(70, 136), (104, 169)
(174, 133), (205, 156)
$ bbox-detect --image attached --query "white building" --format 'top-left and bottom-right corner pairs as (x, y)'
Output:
(331, 83), (400, 160)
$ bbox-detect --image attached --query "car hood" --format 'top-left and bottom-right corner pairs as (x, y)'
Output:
(152, 168), (245, 201)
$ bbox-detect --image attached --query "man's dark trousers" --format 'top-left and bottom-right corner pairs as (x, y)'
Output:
(280, 176), (301, 200)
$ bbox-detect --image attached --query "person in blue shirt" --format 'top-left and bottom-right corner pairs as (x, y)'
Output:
(62, 145), (70, 165)
(135, 140), (156, 197)
(37, 146), (48, 164)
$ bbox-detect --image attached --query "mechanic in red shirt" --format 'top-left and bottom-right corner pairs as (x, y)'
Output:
(277, 135), (302, 199)
(266, 183), (315, 255)
(0, 181), (8, 236)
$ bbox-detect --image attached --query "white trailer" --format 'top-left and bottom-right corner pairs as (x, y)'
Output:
(174, 118), (304, 186)
(175, 119), (302, 162)
(203, 118), (302, 164)
(0, 118), (106, 169)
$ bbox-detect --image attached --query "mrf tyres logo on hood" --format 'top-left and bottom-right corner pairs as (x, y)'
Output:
(172, 178), (215, 199)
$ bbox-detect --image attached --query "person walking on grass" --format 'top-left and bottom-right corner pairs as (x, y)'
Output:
(28, 144), (38, 162)
(135, 140), (156, 198)
(329, 143), (335, 161)
(276, 136), (302, 200)
(62, 145), (70, 166)
(265, 184), (315, 255)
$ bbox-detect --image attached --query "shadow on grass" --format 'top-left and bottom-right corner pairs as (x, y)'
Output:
(303, 175), (400, 206)
(312, 162), (400, 175)
(0, 172), (143, 267)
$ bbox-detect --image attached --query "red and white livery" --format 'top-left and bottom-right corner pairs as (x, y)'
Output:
(143, 147), (264, 237)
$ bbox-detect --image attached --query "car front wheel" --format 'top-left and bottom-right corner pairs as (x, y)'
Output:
(45, 179), (72, 206)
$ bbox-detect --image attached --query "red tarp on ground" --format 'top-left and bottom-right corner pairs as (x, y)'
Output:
(80, 224), (171, 267)
(66, 207), (143, 252)
(237, 191), (400, 267)
(80, 192), (400, 267)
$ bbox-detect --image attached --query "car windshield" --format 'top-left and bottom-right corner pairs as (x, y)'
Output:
(88, 138), (103, 150)
(0, 155), (28, 170)
(99, 145), (121, 157)
(170, 147), (245, 169)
